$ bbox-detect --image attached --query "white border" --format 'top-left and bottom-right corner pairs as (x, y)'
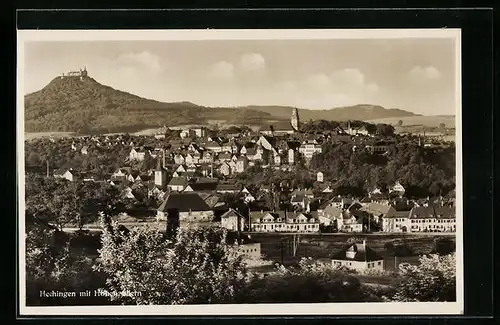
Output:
(17, 29), (463, 316)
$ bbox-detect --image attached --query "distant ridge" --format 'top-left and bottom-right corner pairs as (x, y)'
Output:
(239, 104), (418, 121)
(25, 72), (419, 134)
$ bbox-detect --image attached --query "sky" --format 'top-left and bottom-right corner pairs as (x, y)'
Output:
(23, 37), (458, 115)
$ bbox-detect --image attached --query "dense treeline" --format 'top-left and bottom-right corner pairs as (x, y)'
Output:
(310, 139), (455, 198)
(25, 174), (130, 229)
(300, 119), (395, 137)
(25, 135), (167, 177)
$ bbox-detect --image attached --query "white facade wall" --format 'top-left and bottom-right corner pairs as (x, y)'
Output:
(409, 218), (456, 232)
(332, 259), (384, 272)
(250, 222), (319, 233)
(238, 243), (261, 259)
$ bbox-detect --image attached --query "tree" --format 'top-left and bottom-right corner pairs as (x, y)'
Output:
(393, 253), (456, 302)
(25, 225), (105, 306)
(235, 258), (379, 303)
(376, 124), (395, 137)
(397, 120), (403, 126)
(431, 237), (456, 255)
(95, 221), (250, 305)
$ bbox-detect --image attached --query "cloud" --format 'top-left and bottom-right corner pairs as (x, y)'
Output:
(286, 68), (379, 109)
(304, 73), (332, 90)
(116, 51), (163, 74)
(366, 82), (379, 94)
(208, 61), (235, 80)
(239, 52), (266, 73)
(330, 68), (364, 87)
(275, 80), (297, 92)
(295, 93), (352, 109)
(409, 65), (442, 80)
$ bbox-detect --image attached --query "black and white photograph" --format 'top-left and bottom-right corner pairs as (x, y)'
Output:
(17, 29), (463, 315)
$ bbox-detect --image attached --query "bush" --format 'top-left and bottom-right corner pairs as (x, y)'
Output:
(25, 227), (108, 306)
(393, 242), (414, 257)
(431, 237), (456, 255)
(234, 258), (382, 303)
(393, 253), (456, 302)
(95, 221), (250, 305)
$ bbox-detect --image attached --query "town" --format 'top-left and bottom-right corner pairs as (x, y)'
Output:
(21, 34), (460, 309)
(26, 107), (456, 237)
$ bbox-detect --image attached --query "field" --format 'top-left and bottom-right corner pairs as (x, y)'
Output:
(366, 115), (455, 129)
(24, 132), (76, 141)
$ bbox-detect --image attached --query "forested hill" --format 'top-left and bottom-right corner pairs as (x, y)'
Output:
(25, 75), (418, 134)
(24, 76), (280, 134)
(238, 104), (418, 121)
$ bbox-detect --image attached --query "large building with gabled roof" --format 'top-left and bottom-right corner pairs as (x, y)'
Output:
(156, 192), (214, 229)
(331, 240), (384, 271)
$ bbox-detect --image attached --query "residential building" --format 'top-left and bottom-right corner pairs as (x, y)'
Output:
(167, 177), (188, 192)
(235, 156), (249, 173)
(299, 140), (322, 160)
(389, 181), (406, 196)
(156, 192), (214, 229)
(219, 162), (231, 176)
(318, 206), (342, 227)
(331, 240), (384, 272)
(216, 184), (241, 194)
(249, 211), (320, 233)
(225, 232), (261, 260)
(191, 127), (207, 138)
(129, 148), (149, 161)
(53, 168), (79, 182)
(408, 206), (456, 233)
(220, 208), (245, 232)
(173, 154), (185, 165)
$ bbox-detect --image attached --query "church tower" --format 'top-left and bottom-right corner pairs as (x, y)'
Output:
(154, 157), (167, 187)
(291, 107), (300, 132)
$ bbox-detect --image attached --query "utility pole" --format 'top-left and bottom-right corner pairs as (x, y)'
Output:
(280, 240), (284, 264)
(46, 160), (49, 178)
(210, 155), (214, 178)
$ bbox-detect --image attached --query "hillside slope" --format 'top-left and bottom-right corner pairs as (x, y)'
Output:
(24, 76), (278, 133)
(239, 104), (418, 121)
(25, 75), (420, 134)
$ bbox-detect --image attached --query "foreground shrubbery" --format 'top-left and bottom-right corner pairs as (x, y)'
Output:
(235, 258), (383, 303)
(393, 253), (456, 302)
(25, 227), (109, 306)
(25, 222), (457, 305)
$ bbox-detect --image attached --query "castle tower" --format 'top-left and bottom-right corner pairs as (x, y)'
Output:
(154, 158), (167, 187)
(291, 107), (300, 132)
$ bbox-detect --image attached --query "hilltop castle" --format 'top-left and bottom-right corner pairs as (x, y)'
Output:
(61, 67), (88, 80)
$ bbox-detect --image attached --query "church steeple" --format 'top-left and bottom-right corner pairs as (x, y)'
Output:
(154, 157), (167, 187)
(291, 107), (300, 132)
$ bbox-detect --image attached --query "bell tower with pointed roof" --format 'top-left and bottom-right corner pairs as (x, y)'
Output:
(154, 157), (167, 187)
(291, 107), (300, 132)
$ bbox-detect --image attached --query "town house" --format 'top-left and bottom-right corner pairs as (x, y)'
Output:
(331, 240), (384, 272)
(156, 192), (215, 228)
(220, 208), (245, 232)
